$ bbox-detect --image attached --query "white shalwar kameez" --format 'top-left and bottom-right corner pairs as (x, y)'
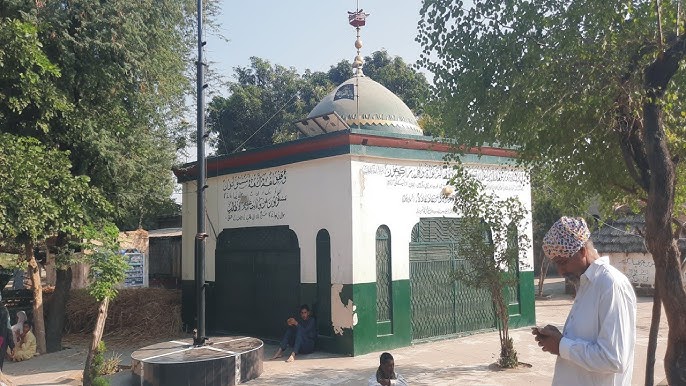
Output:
(553, 256), (637, 386)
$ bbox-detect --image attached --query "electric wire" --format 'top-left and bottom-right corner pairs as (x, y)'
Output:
(229, 90), (302, 154)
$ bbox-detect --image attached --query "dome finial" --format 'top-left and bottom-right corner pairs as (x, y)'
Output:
(348, 6), (369, 76)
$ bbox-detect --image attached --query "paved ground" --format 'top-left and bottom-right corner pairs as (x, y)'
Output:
(0, 278), (669, 385)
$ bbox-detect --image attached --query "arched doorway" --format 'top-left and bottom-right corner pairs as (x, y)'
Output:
(409, 218), (496, 341)
(214, 226), (300, 338)
(315, 229), (332, 337)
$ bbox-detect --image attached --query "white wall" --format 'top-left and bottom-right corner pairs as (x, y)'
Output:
(182, 155), (354, 283)
(351, 157), (534, 284)
(181, 181), (197, 281)
(609, 252), (655, 287)
(182, 154), (535, 286)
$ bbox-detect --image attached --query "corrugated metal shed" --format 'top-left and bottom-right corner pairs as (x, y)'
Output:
(591, 214), (647, 253)
(592, 214), (686, 254)
(148, 227), (182, 238)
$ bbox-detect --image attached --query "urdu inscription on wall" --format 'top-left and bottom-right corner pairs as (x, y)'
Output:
(361, 163), (528, 215)
(221, 170), (288, 224)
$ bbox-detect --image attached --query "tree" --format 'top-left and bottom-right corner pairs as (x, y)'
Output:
(0, 134), (110, 354)
(0, 16), (69, 135)
(207, 50), (431, 154)
(530, 175), (565, 297)
(208, 57), (313, 154)
(81, 225), (128, 386)
(1, 0), (212, 230)
(1, 0), (212, 351)
(418, 0), (686, 383)
(444, 164), (530, 368)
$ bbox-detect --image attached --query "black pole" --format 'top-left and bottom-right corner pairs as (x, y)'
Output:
(194, 0), (207, 346)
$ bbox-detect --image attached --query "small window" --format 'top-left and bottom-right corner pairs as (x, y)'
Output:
(376, 226), (392, 325)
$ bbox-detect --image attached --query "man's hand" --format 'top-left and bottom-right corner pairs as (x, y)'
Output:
(533, 324), (562, 355)
(287, 317), (297, 326)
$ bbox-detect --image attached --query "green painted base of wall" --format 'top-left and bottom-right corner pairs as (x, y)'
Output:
(508, 271), (536, 328)
(352, 280), (411, 356)
(181, 274), (533, 357)
(304, 274), (532, 357)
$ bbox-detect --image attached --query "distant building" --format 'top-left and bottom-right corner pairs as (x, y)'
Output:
(591, 214), (686, 296)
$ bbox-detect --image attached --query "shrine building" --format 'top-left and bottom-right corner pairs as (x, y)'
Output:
(173, 10), (535, 356)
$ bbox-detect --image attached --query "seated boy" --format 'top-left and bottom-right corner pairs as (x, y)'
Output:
(368, 352), (408, 386)
(12, 320), (36, 362)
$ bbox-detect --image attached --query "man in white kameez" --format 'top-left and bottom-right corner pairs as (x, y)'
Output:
(534, 217), (637, 386)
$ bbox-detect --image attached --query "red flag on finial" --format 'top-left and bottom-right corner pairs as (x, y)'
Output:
(348, 9), (369, 28)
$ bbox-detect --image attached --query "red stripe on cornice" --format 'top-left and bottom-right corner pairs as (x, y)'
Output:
(347, 133), (518, 158)
(173, 131), (517, 179)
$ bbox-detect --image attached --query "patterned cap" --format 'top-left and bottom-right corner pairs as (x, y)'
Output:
(542, 217), (590, 260)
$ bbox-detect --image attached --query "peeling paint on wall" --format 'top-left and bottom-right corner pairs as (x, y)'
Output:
(331, 283), (356, 335)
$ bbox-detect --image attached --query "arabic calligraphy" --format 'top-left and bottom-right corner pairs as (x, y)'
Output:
(361, 163), (527, 215)
(361, 164), (527, 191)
(221, 170), (288, 223)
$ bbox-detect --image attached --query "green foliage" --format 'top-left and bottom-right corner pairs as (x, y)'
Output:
(0, 253), (24, 270)
(87, 245), (127, 303)
(88, 340), (110, 386)
(0, 16), (70, 134)
(448, 164), (530, 288)
(417, 0), (686, 216)
(208, 50), (431, 154)
(0, 0), (215, 230)
(419, 1), (686, 376)
(446, 163), (529, 368)
(0, 133), (110, 245)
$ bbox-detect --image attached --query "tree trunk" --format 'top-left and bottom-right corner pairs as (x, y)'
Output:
(45, 247), (56, 286)
(645, 281), (661, 386)
(46, 267), (72, 353)
(25, 242), (47, 354)
(538, 256), (550, 297)
(642, 90), (686, 384)
(83, 296), (110, 386)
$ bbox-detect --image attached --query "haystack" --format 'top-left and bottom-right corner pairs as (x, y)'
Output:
(65, 288), (181, 340)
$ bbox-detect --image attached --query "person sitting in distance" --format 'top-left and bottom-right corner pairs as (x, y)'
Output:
(271, 304), (317, 362)
(368, 352), (408, 386)
(12, 320), (36, 362)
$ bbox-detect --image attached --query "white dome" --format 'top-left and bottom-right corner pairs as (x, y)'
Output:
(308, 75), (422, 136)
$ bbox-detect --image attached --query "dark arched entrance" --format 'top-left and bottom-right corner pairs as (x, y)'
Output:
(315, 229), (332, 337)
(215, 226), (300, 339)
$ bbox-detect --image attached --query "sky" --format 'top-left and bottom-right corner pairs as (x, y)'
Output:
(174, 1), (429, 201)
(203, 0), (426, 89)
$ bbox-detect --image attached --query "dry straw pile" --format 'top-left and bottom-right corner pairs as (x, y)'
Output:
(65, 288), (182, 340)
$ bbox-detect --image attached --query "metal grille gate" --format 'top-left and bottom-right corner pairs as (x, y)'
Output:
(409, 218), (496, 341)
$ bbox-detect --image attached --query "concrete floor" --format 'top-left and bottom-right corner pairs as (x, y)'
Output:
(1, 278), (669, 385)
(238, 278), (667, 386)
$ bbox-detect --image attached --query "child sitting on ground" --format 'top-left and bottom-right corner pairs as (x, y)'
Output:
(12, 320), (36, 362)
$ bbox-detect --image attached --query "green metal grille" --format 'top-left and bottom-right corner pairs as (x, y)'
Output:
(376, 226), (392, 323)
(410, 218), (496, 341)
